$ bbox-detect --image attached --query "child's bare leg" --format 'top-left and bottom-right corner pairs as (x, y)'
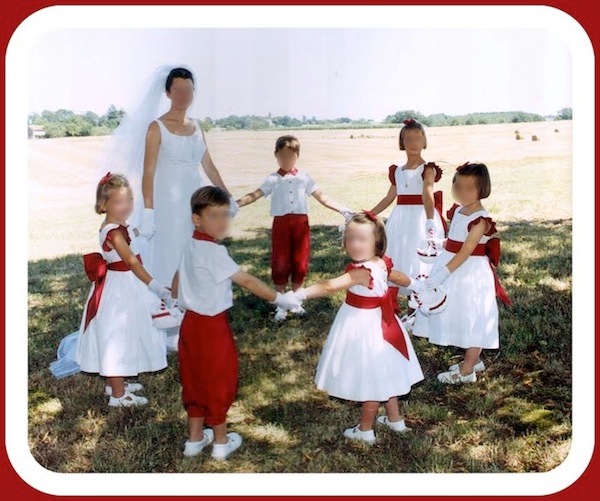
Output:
(211, 422), (228, 444)
(107, 377), (125, 398)
(384, 397), (403, 422)
(461, 347), (482, 376)
(188, 417), (206, 442)
(359, 401), (379, 431)
(275, 284), (287, 293)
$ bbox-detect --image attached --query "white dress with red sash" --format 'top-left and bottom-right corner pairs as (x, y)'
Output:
(314, 259), (424, 402)
(385, 162), (446, 294)
(412, 207), (500, 349)
(75, 224), (167, 376)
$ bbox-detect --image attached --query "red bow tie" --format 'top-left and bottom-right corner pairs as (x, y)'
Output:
(277, 168), (298, 176)
(193, 230), (217, 242)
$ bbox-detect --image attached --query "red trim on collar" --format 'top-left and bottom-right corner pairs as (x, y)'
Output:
(277, 168), (298, 176)
(193, 230), (217, 242)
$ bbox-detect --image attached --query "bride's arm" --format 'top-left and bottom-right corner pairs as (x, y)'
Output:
(142, 121), (161, 209)
(200, 129), (230, 194)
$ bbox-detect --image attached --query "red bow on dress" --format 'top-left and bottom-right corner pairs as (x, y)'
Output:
(82, 253), (108, 331)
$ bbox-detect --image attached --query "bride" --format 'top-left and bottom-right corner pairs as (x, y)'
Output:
(138, 67), (237, 288)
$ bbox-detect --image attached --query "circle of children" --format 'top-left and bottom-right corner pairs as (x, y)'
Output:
(75, 119), (511, 461)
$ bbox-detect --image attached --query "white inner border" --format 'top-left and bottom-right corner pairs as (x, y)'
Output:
(6, 5), (593, 497)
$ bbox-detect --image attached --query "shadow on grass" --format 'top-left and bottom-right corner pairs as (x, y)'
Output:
(28, 221), (572, 473)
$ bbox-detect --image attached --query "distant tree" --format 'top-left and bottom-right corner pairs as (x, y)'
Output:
(556, 107), (572, 120)
(383, 110), (428, 124)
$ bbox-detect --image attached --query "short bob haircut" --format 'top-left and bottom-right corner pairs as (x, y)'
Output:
(166, 67), (194, 93)
(274, 135), (301, 155)
(190, 185), (231, 216)
(95, 173), (131, 214)
(343, 212), (387, 258)
(453, 162), (492, 199)
(399, 119), (427, 150)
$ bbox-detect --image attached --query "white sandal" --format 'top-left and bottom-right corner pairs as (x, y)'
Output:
(377, 416), (411, 433)
(108, 391), (148, 407)
(105, 382), (144, 396)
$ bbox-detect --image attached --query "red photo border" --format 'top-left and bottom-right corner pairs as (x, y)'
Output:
(2, 1), (596, 499)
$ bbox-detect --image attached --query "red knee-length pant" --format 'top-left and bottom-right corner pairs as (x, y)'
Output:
(271, 214), (310, 286)
(178, 309), (238, 425)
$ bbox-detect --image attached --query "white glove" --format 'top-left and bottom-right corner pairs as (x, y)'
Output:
(271, 291), (303, 311)
(138, 208), (156, 240)
(425, 266), (450, 289)
(339, 208), (354, 222)
(407, 278), (424, 294)
(294, 288), (308, 301)
(229, 198), (239, 218)
(148, 279), (172, 302)
(425, 219), (436, 237)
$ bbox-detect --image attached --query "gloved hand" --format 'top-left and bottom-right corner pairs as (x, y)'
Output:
(339, 208), (354, 222)
(425, 219), (436, 237)
(406, 277), (425, 294)
(425, 266), (450, 289)
(293, 288), (308, 301)
(138, 208), (156, 240)
(229, 197), (240, 218)
(148, 279), (173, 303)
(271, 290), (303, 311)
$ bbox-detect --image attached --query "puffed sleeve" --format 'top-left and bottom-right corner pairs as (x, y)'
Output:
(421, 162), (443, 183)
(467, 216), (497, 236)
(344, 262), (374, 289)
(382, 255), (394, 275)
(388, 165), (398, 186)
(102, 225), (131, 251)
(446, 203), (460, 222)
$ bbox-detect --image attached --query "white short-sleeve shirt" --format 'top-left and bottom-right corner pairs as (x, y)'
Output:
(177, 237), (241, 316)
(259, 169), (319, 217)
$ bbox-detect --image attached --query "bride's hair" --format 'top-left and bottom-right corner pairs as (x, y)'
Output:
(166, 67), (194, 92)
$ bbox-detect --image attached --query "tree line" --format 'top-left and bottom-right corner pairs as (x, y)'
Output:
(28, 106), (572, 138)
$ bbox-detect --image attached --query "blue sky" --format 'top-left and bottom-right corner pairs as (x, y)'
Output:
(28, 28), (571, 120)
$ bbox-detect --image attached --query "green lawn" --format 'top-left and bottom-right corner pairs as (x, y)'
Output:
(28, 220), (571, 473)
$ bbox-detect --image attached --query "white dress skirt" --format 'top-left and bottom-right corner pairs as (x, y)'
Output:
(315, 260), (424, 402)
(385, 162), (446, 294)
(76, 224), (167, 376)
(412, 207), (499, 349)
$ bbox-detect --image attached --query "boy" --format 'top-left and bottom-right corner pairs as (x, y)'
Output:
(172, 186), (300, 460)
(237, 135), (353, 321)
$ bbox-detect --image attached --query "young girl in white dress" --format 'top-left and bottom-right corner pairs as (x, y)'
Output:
(369, 119), (446, 309)
(76, 173), (173, 407)
(413, 163), (512, 384)
(294, 212), (424, 444)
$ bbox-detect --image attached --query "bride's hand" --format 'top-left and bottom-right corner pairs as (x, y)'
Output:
(138, 208), (156, 240)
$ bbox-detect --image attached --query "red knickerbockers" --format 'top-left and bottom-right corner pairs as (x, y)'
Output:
(271, 213), (310, 286)
(178, 309), (238, 425)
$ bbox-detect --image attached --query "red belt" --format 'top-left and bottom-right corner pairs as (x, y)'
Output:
(445, 239), (512, 306)
(397, 191), (447, 233)
(82, 252), (142, 330)
(345, 290), (409, 360)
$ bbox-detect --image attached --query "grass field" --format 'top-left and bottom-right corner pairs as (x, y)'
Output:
(28, 121), (572, 473)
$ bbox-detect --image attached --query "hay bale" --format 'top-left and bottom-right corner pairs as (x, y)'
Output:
(350, 134), (354, 139)
(514, 130), (520, 135)
(532, 135), (539, 141)
(515, 134), (523, 140)
(554, 128), (560, 133)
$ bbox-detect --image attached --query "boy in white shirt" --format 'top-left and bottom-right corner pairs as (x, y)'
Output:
(237, 135), (353, 321)
(172, 186), (300, 460)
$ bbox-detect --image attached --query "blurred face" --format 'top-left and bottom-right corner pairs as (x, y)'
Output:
(452, 175), (481, 206)
(401, 129), (426, 155)
(104, 187), (133, 222)
(274, 147), (299, 171)
(167, 77), (194, 110)
(344, 222), (377, 262)
(192, 204), (231, 240)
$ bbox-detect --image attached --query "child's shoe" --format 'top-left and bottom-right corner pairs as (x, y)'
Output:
(376, 416), (410, 433)
(437, 369), (477, 384)
(274, 307), (288, 322)
(211, 433), (243, 460)
(343, 425), (376, 445)
(183, 429), (215, 457)
(108, 391), (148, 407)
(448, 360), (486, 373)
(105, 382), (144, 396)
(289, 305), (306, 316)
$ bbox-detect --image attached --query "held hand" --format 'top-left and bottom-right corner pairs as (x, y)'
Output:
(424, 266), (450, 289)
(425, 219), (436, 237)
(229, 197), (240, 218)
(339, 208), (354, 222)
(407, 277), (425, 295)
(271, 291), (303, 311)
(148, 279), (172, 302)
(138, 208), (156, 240)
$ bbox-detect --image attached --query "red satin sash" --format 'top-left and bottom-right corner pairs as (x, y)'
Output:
(445, 238), (512, 306)
(397, 191), (447, 233)
(345, 290), (409, 360)
(82, 253), (142, 330)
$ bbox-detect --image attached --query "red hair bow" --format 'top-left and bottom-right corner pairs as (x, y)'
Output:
(403, 119), (416, 126)
(362, 210), (378, 222)
(456, 162), (470, 171)
(98, 172), (112, 185)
